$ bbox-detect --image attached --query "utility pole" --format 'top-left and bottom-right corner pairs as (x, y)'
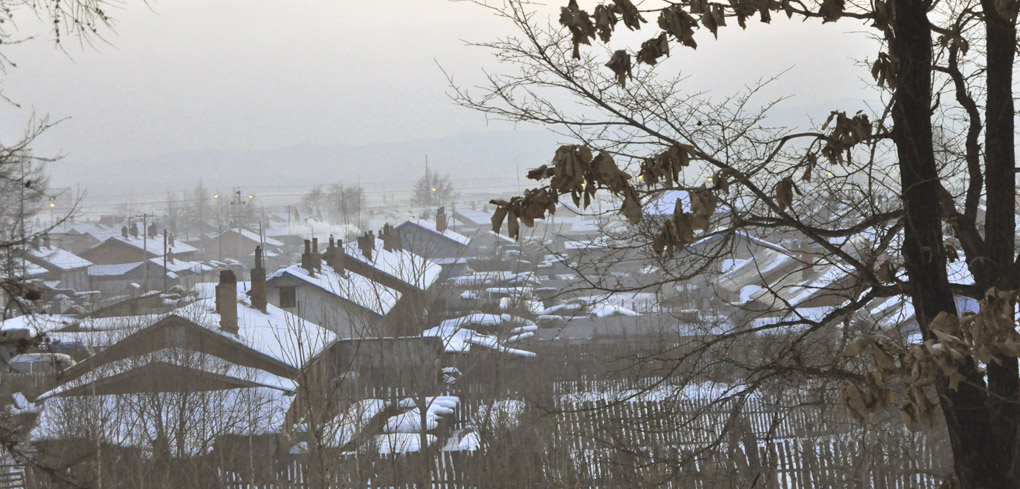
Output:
(129, 213), (154, 291)
(162, 229), (168, 292)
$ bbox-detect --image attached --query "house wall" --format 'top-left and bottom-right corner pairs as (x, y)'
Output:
(266, 275), (383, 339)
(59, 268), (90, 291)
(81, 241), (155, 265)
(395, 227), (465, 260)
(204, 233), (260, 264)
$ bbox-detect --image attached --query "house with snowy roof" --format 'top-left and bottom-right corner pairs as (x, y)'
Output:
(87, 257), (208, 295)
(266, 239), (416, 338)
(59, 223), (121, 255)
(18, 236), (93, 291)
(203, 227), (285, 265)
(80, 231), (198, 266)
(394, 210), (470, 260)
(336, 228), (443, 296)
(36, 269), (334, 403)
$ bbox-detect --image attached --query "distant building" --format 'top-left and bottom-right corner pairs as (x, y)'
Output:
(20, 236), (93, 291)
(204, 228), (285, 265)
(394, 209), (470, 260)
(266, 239), (404, 338)
(81, 232), (198, 266)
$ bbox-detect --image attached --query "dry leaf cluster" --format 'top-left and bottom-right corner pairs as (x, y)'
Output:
(819, 111), (873, 165)
(841, 288), (1020, 429)
(491, 145), (639, 239)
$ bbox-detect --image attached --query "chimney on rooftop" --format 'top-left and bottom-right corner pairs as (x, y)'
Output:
(130, 223), (139, 238)
(357, 233), (373, 261)
(301, 239), (314, 275)
(147, 223), (158, 239)
(43, 234), (51, 249)
(251, 246), (267, 312)
(168, 233), (175, 247)
(324, 235), (346, 275)
(381, 225), (392, 252)
(216, 270), (239, 335)
(312, 238), (322, 272)
(436, 207), (448, 233)
(121, 226), (129, 239)
(30, 235), (40, 250)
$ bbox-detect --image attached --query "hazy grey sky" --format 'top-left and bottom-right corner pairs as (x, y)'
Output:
(0, 1), (879, 196)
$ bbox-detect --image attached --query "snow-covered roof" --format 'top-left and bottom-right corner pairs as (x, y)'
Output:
(396, 220), (471, 246)
(343, 240), (442, 292)
(12, 260), (49, 278)
(99, 235), (198, 256)
(186, 282), (336, 369)
(687, 231), (789, 255)
(453, 209), (493, 227)
(269, 264), (401, 317)
(218, 228), (285, 248)
(68, 223), (120, 241)
(148, 257), (203, 274)
(88, 262), (145, 277)
(27, 246), (92, 271)
(643, 189), (729, 218)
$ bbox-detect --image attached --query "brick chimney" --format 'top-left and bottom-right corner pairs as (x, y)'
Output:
(301, 239), (314, 275)
(168, 233), (175, 247)
(122, 226), (129, 239)
(130, 223), (139, 238)
(251, 246), (267, 312)
(324, 235), (346, 275)
(436, 207), (448, 233)
(147, 223), (158, 239)
(381, 226), (392, 252)
(311, 238), (322, 272)
(43, 234), (51, 249)
(31, 235), (40, 250)
(215, 270), (239, 335)
(357, 233), (373, 260)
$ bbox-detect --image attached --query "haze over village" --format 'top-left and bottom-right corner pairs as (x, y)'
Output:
(0, 0), (1016, 488)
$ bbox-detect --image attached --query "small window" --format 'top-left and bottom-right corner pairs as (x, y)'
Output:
(279, 286), (297, 308)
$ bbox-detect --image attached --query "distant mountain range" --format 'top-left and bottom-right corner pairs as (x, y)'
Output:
(57, 129), (564, 200)
(55, 98), (879, 204)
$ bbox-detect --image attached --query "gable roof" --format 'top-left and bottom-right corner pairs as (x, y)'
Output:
(43, 361), (294, 398)
(93, 235), (198, 256)
(55, 314), (299, 388)
(268, 264), (401, 317)
(216, 228), (285, 248)
(188, 282), (336, 370)
(343, 240), (442, 292)
(25, 247), (93, 271)
(395, 220), (470, 247)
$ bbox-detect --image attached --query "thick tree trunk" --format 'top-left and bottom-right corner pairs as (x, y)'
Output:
(979, 1), (1020, 485)
(888, 0), (1006, 487)
(979, 2), (1020, 485)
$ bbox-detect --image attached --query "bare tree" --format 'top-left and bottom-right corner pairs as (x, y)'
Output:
(450, 0), (1020, 486)
(411, 167), (455, 208)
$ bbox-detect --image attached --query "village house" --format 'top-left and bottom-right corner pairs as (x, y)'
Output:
(393, 209), (471, 260)
(87, 257), (208, 296)
(266, 239), (406, 338)
(19, 235), (93, 292)
(338, 227), (442, 295)
(79, 226), (197, 266)
(203, 227), (285, 265)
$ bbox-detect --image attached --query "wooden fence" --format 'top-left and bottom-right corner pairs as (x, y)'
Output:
(0, 465), (25, 489)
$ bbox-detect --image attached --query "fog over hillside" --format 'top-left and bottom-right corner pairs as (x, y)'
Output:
(54, 129), (562, 200)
